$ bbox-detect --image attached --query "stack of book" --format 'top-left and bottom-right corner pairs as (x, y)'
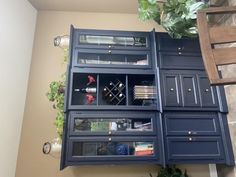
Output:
(134, 85), (156, 100)
(134, 143), (154, 156)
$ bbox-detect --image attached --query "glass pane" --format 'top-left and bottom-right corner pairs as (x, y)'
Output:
(77, 53), (148, 66)
(79, 35), (147, 47)
(72, 141), (154, 157)
(73, 118), (153, 132)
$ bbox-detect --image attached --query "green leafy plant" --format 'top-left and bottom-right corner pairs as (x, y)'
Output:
(46, 49), (68, 139)
(150, 166), (189, 177)
(138, 0), (207, 38)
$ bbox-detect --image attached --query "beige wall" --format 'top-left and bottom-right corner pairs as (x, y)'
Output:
(15, 11), (209, 177)
(0, 1), (37, 177)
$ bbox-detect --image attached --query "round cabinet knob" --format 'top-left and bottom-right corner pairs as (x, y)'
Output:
(188, 131), (192, 135)
(170, 88), (174, 91)
(108, 50), (112, 54)
(188, 88), (192, 92)
(205, 88), (209, 92)
(189, 138), (192, 141)
(108, 131), (112, 135)
(108, 45), (112, 49)
(108, 138), (112, 141)
(178, 52), (182, 55)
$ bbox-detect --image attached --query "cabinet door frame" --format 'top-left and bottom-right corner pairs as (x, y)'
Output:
(74, 29), (151, 50)
(68, 112), (158, 136)
(163, 112), (221, 136)
(66, 136), (159, 162)
(72, 48), (152, 69)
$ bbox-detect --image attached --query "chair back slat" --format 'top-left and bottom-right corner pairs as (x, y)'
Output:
(213, 47), (236, 65)
(209, 26), (236, 44)
(197, 6), (236, 85)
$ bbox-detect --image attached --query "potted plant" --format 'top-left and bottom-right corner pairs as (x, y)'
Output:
(138, 0), (207, 38)
(150, 166), (189, 177)
(46, 48), (68, 139)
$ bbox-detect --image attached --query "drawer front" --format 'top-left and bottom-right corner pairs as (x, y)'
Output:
(69, 112), (157, 136)
(197, 75), (218, 108)
(181, 74), (200, 107)
(164, 112), (220, 136)
(162, 73), (182, 107)
(159, 52), (204, 70)
(166, 137), (224, 160)
(67, 137), (158, 162)
(157, 33), (201, 53)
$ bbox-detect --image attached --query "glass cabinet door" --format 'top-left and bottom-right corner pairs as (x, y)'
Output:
(73, 49), (150, 68)
(67, 137), (158, 162)
(78, 34), (148, 49)
(69, 113), (156, 136)
(72, 141), (154, 156)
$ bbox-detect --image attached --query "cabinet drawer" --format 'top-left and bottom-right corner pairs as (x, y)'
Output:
(166, 137), (224, 161)
(157, 33), (201, 53)
(159, 52), (204, 69)
(69, 112), (158, 136)
(164, 112), (220, 136)
(67, 137), (158, 162)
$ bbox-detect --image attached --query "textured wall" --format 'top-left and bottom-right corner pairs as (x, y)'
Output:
(15, 10), (210, 177)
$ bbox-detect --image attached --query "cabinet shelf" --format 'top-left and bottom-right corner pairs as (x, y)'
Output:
(69, 72), (158, 110)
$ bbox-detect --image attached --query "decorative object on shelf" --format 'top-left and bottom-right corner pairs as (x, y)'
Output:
(102, 80), (126, 105)
(134, 85), (156, 99)
(115, 143), (128, 155)
(74, 119), (91, 131)
(54, 35), (69, 48)
(149, 166), (189, 177)
(135, 142), (154, 156)
(74, 87), (97, 93)
(86, 94), (96, 104)
(42, 138), (62, 158)
(138, 0), (207, 38)
(87, 75), (96, 85)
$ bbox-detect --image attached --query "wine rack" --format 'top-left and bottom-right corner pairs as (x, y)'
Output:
(102, 79), (126, 105)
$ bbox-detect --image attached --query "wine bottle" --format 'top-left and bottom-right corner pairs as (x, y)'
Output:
(74, 87), (96, 93)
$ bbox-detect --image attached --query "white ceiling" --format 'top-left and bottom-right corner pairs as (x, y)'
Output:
(28, 0), (139, 14)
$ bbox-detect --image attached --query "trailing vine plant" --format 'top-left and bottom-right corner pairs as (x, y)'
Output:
(138, 0), (207, 38)
(150, 166), (189, 177)
(46, 48), (68, 140)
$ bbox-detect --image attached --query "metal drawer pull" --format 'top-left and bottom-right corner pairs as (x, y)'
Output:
(178, 47), (182, 51)
(205, 88), (209, 92)
(188, 131), (192, 135)
(189, 138), (192, 141)
(108, 138), (112, 141)
(108, 45), (112, 49)
(108, 131), (112, 135)
(178, 52), (182, 55)
(108, 50), (112, 54)
(188, 88), (192, 92)
(170, 88), (174, 91)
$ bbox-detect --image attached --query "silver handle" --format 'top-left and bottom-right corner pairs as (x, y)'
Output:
(205, 88), (209, 92)
(108, 45), (112, 49)
(108, 131), (112, 135)
(188, 131), (192, 135)
(108, 50), (111, 54)
(178, 52), (182, 55)
(188, 88), (192, 92)
(170, 88), (174, 91)
(108, 138), (112, 141)
(189, 138), (192, 141)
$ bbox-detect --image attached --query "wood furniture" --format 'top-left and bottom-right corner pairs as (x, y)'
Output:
(60, 26), (234, 169)
(197, 6), (236, 85)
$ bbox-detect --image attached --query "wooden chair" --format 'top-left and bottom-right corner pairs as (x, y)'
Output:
(197, 6), (236, 85)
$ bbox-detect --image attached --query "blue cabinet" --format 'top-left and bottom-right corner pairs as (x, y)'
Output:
(60, 27), (234, 170)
